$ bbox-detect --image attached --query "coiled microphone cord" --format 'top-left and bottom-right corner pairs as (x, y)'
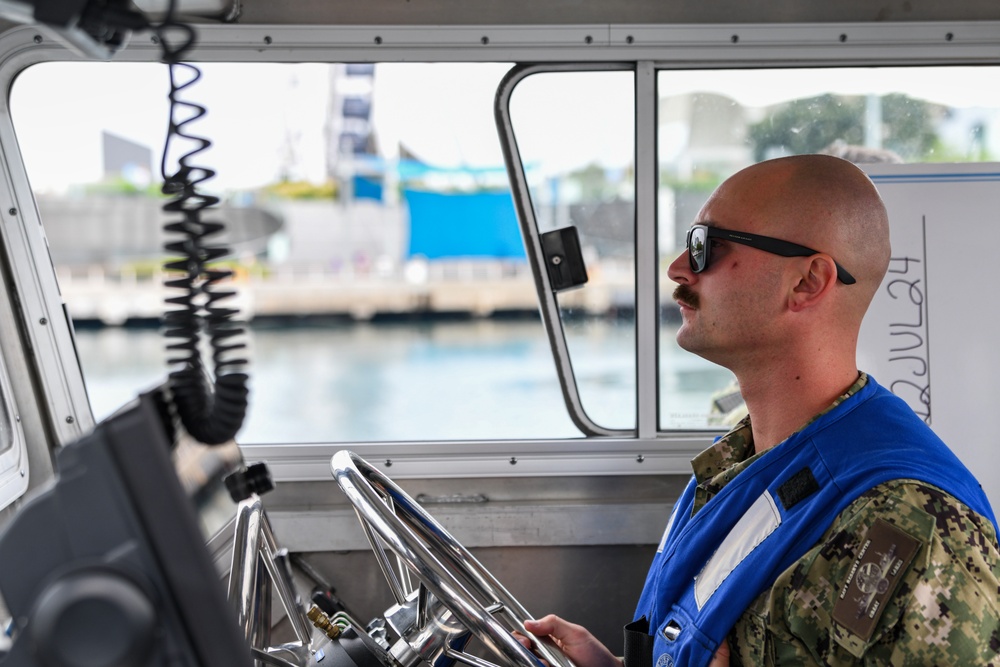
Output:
(154, 7), (249, 445)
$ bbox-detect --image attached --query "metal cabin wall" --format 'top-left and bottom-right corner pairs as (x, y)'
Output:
(260, 474), (685, 652)
(294, 545), (654, 653)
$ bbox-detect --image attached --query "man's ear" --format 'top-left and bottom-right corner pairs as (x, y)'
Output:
(788, 255), (838, 312)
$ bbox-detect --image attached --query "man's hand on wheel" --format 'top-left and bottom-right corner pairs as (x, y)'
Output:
(515, 615), (622, 667)
(515, 616), (730, 667)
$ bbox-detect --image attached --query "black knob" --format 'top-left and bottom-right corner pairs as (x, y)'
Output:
(224, 461), (274, 501)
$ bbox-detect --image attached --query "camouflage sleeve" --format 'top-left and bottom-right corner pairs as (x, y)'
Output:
(728, 480), (1000, 666)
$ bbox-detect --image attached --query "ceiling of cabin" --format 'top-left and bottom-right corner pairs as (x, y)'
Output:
(230, 0), (1000, 25)
(3, 0), (1000, 40)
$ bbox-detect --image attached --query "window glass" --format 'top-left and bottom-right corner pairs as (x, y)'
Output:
(508, 70), (636, 430)
(657, 66), (1000, 429)
(12, 61), (583, 443)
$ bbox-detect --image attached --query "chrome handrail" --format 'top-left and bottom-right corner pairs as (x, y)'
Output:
(229, 494), (314, 664)
(332, 449), (576, 667)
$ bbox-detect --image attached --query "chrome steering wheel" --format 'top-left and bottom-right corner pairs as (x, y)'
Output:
(331, 450), (575, 667)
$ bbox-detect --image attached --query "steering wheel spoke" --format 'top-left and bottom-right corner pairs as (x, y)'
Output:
(332, 450), (574, 667)
(444, 646), (507, 667)
(355, 506), (410, 605)
(417, 581), (431, 628)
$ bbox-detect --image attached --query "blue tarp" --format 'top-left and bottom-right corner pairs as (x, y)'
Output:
(404, 189), (525, 260)
(352, 175), (384, 201)
(354, 155), (511, 180)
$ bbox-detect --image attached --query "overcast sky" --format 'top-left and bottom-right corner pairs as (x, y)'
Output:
(9, 61), (999, 194)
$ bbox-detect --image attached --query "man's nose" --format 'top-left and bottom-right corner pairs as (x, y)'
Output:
(667, 250), (695, 284)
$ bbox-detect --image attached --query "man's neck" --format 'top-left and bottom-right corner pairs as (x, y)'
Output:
(738, 366), (861, 453)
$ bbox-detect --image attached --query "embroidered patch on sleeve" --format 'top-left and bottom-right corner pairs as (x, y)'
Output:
(832, 518), (922, 641)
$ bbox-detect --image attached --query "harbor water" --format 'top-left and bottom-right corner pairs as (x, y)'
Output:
(74, 317), (735, 444)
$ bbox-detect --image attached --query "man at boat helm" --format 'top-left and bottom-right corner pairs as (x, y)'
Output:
(517, 155), (1000, 666)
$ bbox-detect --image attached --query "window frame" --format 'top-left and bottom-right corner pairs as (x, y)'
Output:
(0, 330), (28, 510)
(0, 22), (996, 484)
(495, 62), (639, 438)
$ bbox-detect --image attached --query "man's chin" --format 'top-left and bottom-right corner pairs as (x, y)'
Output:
(674, 328), (698, 353)
(675, 329), (713, 361)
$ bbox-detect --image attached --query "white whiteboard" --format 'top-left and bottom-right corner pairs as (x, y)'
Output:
(859, 162), (1000, 511)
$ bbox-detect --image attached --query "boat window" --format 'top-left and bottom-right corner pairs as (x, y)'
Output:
(656, 65), (1000, 430)
(18, 61), (995, 443)
(506, 69), (637, 431)
(11, 61), (589, 443)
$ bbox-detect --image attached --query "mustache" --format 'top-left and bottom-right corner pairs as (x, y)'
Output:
(673, 284), (699, 309)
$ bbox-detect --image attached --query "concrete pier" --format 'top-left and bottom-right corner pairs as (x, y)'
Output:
(57, 262), (653, 325)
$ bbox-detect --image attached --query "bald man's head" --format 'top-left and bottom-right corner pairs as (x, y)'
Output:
(704, 154), (890, 318)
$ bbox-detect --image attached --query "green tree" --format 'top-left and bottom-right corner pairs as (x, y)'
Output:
(748, 94), (863, 161)
(880, 93), (941, 158)
(748, 93), (943, 162)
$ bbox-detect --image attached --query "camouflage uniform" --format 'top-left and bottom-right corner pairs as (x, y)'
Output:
(690, 374), (1000, 665)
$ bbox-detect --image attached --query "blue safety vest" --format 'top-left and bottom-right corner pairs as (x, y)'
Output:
(633, 377), (998, 667)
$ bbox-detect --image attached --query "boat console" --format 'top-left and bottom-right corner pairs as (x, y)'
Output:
(0, 388), (252, 666)
(0, 388), (563, 667)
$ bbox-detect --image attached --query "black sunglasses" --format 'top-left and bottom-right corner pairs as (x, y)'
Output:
(685, 224), (856, 285)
